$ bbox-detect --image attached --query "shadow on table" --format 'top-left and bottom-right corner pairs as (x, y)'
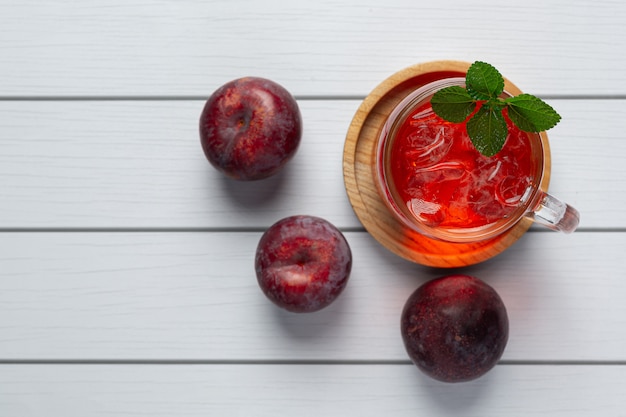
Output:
(217, 164), (291, 209)
(268, 282), (353, 341)
(415, 367), (496, 412)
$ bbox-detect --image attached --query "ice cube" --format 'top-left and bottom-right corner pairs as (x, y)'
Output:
(496, 175), (532, 206)
(403, 124), (453, 166)
(407, 198), (444, 227)
(413, 161), (467, 183)
(466, 186), (506, 222)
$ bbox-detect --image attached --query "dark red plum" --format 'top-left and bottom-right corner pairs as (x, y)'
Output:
(199, 77), (302, 180)
(255, 215), (352, 313)
(401, 275), (509, 383)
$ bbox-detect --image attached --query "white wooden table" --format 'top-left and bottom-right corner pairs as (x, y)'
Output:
(1, 1), (625, 415)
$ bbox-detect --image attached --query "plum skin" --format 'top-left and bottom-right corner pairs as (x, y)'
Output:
(255, 215), (352, 313)
(401, 275), (509, 383)
(199, 76), (302, 181)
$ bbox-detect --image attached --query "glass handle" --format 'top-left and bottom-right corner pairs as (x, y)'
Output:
(531, 192), (580, 233)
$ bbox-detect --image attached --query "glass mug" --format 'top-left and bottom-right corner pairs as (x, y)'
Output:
(376, 77), (579, 243)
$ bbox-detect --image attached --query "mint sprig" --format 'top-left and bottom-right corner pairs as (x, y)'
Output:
(431, 61), (561, 157)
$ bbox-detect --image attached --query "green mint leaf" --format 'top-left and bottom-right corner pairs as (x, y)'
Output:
(428, 61), (562, 158)
(431, 86), (476, 123)
(466, 105), (508, 157)
(505, 94), (562, 132)
(487, 97), (506, 111)
(466, 61), (505, 101)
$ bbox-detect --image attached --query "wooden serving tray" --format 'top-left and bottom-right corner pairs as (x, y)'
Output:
(342, 61), (551, 267)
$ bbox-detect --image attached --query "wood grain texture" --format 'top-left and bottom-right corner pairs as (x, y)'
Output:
(1, 231), (624, 362)
(0, 99), (621, 229)
(1, 1), (624, 414)
(0, 364), (623, 417)
(0, 1), (624, 96)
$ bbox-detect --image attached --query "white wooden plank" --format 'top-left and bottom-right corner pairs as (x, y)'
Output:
(0, 364), (623, 416)
(0, 0), (624, 96)
(0, 231), (624, 361)
(0, 101), (359, 227)
(0, 99), (359, 228)
(0, 1), (621, 415)
(0, 99), (622, 229)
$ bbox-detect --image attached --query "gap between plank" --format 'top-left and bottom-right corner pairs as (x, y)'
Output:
(0, 95), (625, 102)
(0, 359), (623, 366)
(0, 95), (364, 102)
(0, 227), (366, 233)
(0, 227), (621, 233)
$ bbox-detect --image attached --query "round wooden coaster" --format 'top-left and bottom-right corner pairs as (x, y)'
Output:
(342, 61), (551, 267)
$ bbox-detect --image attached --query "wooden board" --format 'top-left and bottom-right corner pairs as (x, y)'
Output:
(0, 99), (620, 230)
(2, 2), (625, 416)
(343, 61), (552, 267)
(2, 231), (625, 362)
(1, 1), (625, 97)
(0, 365), (623, 417)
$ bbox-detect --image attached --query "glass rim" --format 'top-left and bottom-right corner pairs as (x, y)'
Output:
(375, 77), (546, 243)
